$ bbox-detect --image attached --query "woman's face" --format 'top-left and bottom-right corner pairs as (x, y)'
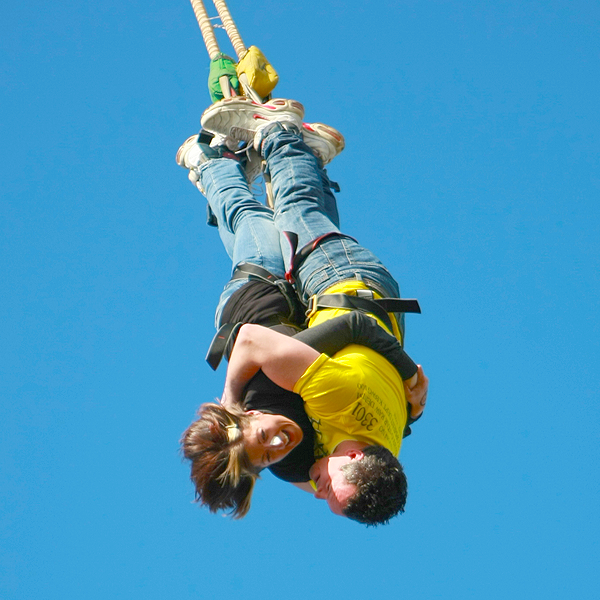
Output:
(243, 411), (303, 469)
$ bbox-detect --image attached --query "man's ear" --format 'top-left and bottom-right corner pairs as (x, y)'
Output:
(246, 410), (262, 416)
(346, 449), (365, 461)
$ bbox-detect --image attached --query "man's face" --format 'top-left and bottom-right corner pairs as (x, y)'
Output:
(242, 411), (303, 469)
(308, 449), (363, 516)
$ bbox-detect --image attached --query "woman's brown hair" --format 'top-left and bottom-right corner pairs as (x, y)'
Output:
(180, 403), (258, 518)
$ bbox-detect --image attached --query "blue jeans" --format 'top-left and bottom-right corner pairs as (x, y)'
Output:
(198, 129), (401, 328)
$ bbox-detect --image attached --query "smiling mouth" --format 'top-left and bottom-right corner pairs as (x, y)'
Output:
(270, 430), (290, 447)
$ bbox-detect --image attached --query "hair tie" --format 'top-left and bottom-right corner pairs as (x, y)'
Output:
(226, 423), (240, 442)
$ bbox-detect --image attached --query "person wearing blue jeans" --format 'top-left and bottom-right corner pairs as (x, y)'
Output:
(178, 97), (428, 525)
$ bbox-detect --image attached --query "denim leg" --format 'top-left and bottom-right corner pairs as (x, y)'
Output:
(320, 167), (340, 229)
(198, 157), (286, 327)
(262, 130), (401, 303)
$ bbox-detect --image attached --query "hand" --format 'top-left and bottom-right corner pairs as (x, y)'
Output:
(404, 365), (429, 419)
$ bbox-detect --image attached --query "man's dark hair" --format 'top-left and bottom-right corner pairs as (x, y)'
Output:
(341, 445), (407, 526)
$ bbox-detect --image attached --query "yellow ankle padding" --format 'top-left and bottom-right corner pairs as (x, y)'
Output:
(236, 46), (279, 99)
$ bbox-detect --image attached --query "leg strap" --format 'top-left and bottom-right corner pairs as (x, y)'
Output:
(283, 231), (357, 284)
(306, 290), (421, 336)
(230, 263), (306, 324)
(206, 322), (243, 371)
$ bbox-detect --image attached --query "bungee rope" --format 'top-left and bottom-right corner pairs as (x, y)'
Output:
(212, 0), (246, 59)
(189, 0), (221, 59)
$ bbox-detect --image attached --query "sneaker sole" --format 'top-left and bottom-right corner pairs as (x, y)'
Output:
(201, 97), (305, 141)
(302, 123), (345, 165)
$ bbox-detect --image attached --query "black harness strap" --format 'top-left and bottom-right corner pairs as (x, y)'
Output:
(230, 263), (305, 324)
(283, 231), (357, 284)
(306, 292), (421, 334)
(230, 262), (285, 285)
(206, 322), (243, 371)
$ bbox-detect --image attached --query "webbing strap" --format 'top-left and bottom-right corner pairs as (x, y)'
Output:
(306, 293), (421, 334)
(281, 232), (421, 333)
(230, 263), (305, 324)
(314, 292), (421, 315)
(206, 322), (242, 371)
(231, 262), (284, 284)
(283, 231), (357, 284)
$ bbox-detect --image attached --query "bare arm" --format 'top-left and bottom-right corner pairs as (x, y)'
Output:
(221, 324), (321, 408)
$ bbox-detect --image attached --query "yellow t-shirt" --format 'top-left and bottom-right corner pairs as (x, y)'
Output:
(294, 281), (408, 458)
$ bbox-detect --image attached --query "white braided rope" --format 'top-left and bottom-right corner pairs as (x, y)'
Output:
(212, 0), (246, 59)
(190, 0), (220, 58)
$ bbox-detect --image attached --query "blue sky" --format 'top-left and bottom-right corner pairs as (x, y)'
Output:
(2, 1), (599, 598)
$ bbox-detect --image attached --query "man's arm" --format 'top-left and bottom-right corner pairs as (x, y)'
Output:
(295, 312), (418, 380)
(221, 324), (320, 408)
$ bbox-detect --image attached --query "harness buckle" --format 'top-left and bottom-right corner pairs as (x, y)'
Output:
(305, 295), (318, 319)
(355, 289), (375, 300)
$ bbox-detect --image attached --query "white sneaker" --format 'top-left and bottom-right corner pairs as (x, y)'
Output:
(201, 97), (304, 144)
(176, 135), (238, 169)
(177, 133), (263, 186)
(176, 135), (202, 169)
(302, 123), (345, 165)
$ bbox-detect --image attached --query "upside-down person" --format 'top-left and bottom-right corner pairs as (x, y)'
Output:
(177, 96), (428, 526)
